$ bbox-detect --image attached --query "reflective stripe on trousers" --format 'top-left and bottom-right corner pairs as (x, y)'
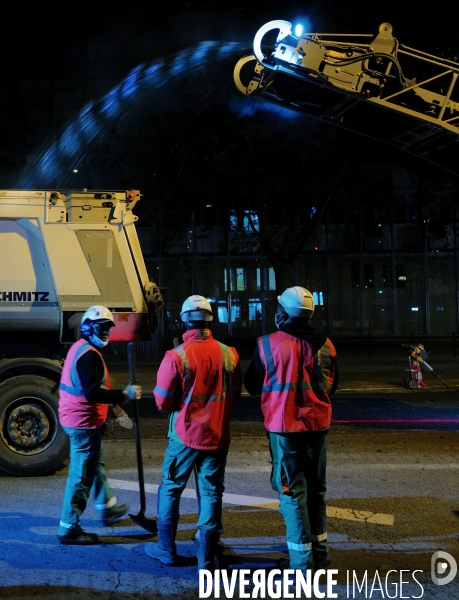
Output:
(268, 429), (329, 571)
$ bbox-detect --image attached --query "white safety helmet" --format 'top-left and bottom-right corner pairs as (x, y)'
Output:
(81, 305), (115, 327)
(80, 305), (115, 348)
(180, 295), (213, 324)
(278, 286), (314, 319)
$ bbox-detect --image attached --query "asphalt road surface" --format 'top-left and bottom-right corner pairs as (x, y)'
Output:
(1, 418), (459, 599)
(1, 346), (459, 599)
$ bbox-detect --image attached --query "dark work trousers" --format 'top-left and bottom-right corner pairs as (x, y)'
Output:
(268, 429), (329, 572)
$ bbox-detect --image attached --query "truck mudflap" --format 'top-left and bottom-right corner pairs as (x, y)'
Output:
(109, 312), (152, 341)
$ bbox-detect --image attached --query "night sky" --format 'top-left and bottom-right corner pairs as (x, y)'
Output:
(3, 1), (459, 188)
(7, 1), (458, 82)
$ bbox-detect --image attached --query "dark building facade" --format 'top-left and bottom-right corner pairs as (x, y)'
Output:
(139, 173), (459, 341)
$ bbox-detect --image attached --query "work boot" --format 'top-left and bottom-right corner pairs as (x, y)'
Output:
(58, 527), (99, 546)
(279, 555), (331, 571)
(145, 521), (180, 566)
(99, 503), (128, 526)
(197, 530), (220, 571)
(192, 528), (226, 553)
(277, 557), (291, 569)
(278, 547), (313, 575)
(315, 558), (332, 569)
(312, 539), (331, 570)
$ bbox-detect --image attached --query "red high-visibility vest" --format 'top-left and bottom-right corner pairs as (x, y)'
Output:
(154, 329), (241, 450)
(58, 338), (110, 429)
(257, 330), (336, 432)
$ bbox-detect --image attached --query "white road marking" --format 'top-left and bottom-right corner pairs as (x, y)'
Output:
(108, 479), (394, 525)
(109, 478), (159, 494)
(108, 478), (277, 505)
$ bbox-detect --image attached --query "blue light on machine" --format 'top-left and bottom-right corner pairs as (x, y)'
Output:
(294, 24), (304, 37)
(411, 307), (419, 312)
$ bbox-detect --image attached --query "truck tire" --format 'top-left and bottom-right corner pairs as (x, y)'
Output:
(0, 375), (69, 476)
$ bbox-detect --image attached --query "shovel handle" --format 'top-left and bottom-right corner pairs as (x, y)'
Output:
(128, 342), (137, 384)
(127, 342), (147, 513)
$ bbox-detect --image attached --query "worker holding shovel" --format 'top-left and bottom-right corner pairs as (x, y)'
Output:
(145, 295), (241, 571)
(57, 305), (141, 545)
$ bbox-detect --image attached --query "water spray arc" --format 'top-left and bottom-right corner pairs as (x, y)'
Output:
(17, 41), (247, 190)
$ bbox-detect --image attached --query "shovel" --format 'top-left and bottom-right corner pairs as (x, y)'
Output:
(127, 342), (158, 534)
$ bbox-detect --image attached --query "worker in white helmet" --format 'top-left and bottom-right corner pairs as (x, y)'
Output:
(244, 286), (338, 575)
(57, 305), (142, 545)
(145, 295), (241, 571)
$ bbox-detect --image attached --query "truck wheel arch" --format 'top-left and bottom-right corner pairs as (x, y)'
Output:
(0, 357), (63, 383)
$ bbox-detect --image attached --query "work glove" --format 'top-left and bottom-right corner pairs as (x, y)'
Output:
(123, 384), (142, 401)
(109, 404), (134, 429)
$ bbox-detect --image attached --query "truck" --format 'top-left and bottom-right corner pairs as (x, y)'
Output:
(234, 20), (459, 173)
(0, 188), (164, 476)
